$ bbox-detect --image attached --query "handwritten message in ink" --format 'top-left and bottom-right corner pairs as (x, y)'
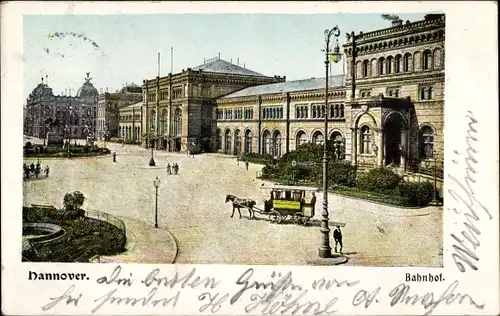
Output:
(447, 111), (492, 273)
(36, 265), (486, 315)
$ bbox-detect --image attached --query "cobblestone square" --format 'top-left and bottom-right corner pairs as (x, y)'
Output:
(23, 139), (442, 266)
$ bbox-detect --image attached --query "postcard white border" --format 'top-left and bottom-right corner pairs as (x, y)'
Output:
(2, 1), (499, 315)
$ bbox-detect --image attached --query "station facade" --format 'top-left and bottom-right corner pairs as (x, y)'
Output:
(215, 14), (445, 170)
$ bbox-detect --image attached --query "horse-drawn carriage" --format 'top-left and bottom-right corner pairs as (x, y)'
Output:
(263, 185), (319, 225)
(225, 185), (319, 225)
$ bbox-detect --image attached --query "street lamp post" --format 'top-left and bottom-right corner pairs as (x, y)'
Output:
(319, 26), (342, 259)
(153, 176), (161, 228)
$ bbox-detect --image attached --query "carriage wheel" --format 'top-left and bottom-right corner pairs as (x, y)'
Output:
(268, 211), (282, 224)
(293, 212), (303, 224)
(301, 216), (310, 225)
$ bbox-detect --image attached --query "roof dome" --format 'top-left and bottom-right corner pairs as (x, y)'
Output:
(76, 72), (99, 99)
(31, 83), (54, 98)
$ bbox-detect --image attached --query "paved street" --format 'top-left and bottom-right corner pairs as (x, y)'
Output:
(23, 138), (442, 266)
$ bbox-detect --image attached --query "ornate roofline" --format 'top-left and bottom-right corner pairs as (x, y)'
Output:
(345, 14), (445, 44)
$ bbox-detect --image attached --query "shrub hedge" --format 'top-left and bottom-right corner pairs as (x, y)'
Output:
(256, 143), (436, 207)
(397, 180), (435, 207)
(23, 144), (110, 158)
(356, 168), (402, 194)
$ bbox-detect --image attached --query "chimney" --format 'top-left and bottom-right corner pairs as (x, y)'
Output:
(69, 88), (72, 96)
(218, 52), (220, 59)
(65, 88), (67, 96)
(106, 87), (108, 93)
(237, 58), (239, 66)
(230, 58), (232, 64)
(244, 63), (246, 69)
(46, 75), (48, 85)
(391, 19), (403, 27)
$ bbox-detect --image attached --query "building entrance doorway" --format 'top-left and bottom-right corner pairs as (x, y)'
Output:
(173, 138), (181, 152)
(384, 113), (404, 166)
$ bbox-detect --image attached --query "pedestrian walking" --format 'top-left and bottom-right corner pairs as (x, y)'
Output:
(112, 152), (117, 162)
(174, 163), (179, 175)
(44, 165), (50, 178)
(245, 160), (249, 170)
(30, 162), (35, 174)
(166, 163), (172, 175)
(333, 225), (343, 253)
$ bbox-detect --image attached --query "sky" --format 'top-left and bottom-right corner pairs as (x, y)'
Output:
(23, 13), (429, 99)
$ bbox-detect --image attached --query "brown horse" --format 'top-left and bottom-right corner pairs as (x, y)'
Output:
(225, 195), (257, 219)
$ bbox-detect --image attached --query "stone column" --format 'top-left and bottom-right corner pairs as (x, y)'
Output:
(377, 128), (384, 167)
(401, 128), (408, 171)
(351, 127), (357, 166)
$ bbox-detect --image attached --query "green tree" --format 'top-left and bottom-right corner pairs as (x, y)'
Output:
(62, 191), (86, 219)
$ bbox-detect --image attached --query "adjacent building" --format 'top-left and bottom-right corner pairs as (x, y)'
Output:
(117, 101), (142, 142)
(24, 73), (99, 140)
(96, 84), (142, 140)
(140, 57), (285, 152)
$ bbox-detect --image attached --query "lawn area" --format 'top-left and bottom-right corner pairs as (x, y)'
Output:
(22, 207), (126, 262)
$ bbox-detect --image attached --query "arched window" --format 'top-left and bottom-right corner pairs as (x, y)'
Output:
(296, 131), (308, 148)
(419, 126), (435, 159)
(362, 60), (369, 77)
(423, 50), (432, 70)
(224, 129), (232, 154)
(150, 110), (156, 134)
(420, 87), (433, 100)
(339, 104), (344, 118)
(173, 108), (182, 136)
(162, 110), (168, 135)
(330, 131), (345, 160)
(395, 55), (402, 73)
(234, 129), (242, 154)
(360, 126), (371, 154)
(403, 53), (412, 72)
(263, 130), (271, 155)
(312, 131), (324, 146)
(273, 131), (282, 157)
(312, 106), (317, 118)
(244, 130), (252, 153)
(378, 57), (385, 75)
(386, 56), (393, 74)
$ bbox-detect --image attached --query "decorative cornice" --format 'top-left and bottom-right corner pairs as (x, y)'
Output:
(344, 16), (445, 44)
(347, 71), (444, 86)
(348, 37), (445, 58)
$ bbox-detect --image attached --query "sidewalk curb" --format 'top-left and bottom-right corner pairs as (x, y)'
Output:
(99, 216), (179, 264)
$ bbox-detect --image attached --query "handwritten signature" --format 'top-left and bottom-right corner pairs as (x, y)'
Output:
(389, 280), (484, 315)
(448, 111), (492, 272)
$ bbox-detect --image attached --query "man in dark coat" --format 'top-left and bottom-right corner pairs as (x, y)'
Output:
(333, 225), (343, 253)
